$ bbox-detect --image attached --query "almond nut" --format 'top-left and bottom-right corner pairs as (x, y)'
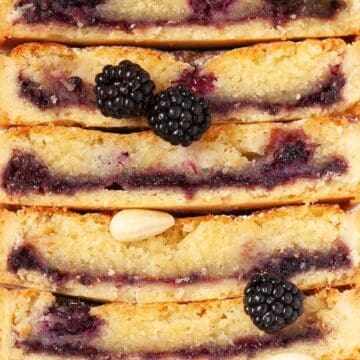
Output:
(110, 209), (175, 242)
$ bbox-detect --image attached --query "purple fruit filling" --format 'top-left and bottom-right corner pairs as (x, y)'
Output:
(172, 68), (217, 97)
(15, 0), (107, 28)
(41, 296), (102, 338)
(18, 341), (102, 358)
(1, 129), (348, 196)
(19, 75), (95, 109)
(2, 150), (100, 195)
(19, 64), (345, 114)
(243, 242), (351, 280)
(15, 0), (345, 28)
(17, 296), (103, 358)
(8, 244), (69, 283)
(188, 0), (235, 23)
(18, 319), (321, 359)
(7, 242), (351, 287)
(210, 65), (346, 115)
(268, 0), (346, 26)
(169, 326), (321, 359)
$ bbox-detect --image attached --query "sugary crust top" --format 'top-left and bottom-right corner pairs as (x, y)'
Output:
(0, 116), (354, 145)
(10, 42), (182, 65)
(9, 204), (344, 229)
(0, 286), (357, 319)
(8, 39), (349, 72)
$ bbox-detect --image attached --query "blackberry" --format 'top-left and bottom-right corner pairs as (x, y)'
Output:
(147, 85), (211, 147)
(94, 61), (155, 119)
(244, 273), (304, 333)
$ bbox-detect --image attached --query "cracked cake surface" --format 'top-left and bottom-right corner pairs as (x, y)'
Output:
(0, 205), (359, 303)
(1, 40), (360, 128)
(1, 287), (360, 359)
(0, 117), (359, 211)
(1, 0), (360, 45)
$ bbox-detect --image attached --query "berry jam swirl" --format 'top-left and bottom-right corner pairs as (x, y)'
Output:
(7, 242), (351, 287)
(15, 0), (346, 28)
(16, 296), (322, 359)
(18, 64), (346, 116)
(19, 327), (322, 359)
(17, 296), (104, 358)
(1, 129), (348, 196)
(19, 74), (95, 109)
(209, 65), (345, 116)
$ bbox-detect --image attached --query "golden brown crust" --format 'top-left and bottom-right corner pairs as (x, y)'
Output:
(9, 41), (177, 63)
(222, 37), (347, 57)
(0, 53), (11, 125)
(0, 115), (352, 141)
(7, 38), (344, 59)
(0, 115), (356, 153)
(9, 203), (345, 226)
(0, 1), (9, 44)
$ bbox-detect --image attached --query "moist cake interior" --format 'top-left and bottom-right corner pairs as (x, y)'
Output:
(2, 129), (348, 196)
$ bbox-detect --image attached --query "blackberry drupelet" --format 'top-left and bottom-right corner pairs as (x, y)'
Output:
(94, 61), (155, 119)
(244, 273), (304, 333)
(147, 85), (211, 147)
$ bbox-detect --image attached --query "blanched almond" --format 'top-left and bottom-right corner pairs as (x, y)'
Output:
(110, 209), (175, 242)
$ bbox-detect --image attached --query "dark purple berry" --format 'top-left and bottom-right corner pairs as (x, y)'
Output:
(189, 0), (234, 20)
(18, 0), (101, 24)
(8, 245), (38, 272)
(244, 273), (304, 333)
(94, 60), (155, 119)
(147, 85), (211, 147)
(273, 139), (311, 165)
(39, 297), (103, 345)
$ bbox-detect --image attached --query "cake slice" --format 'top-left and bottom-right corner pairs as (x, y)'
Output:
(1, 40), (360, 128)
(0, 117), (360, 211)
(0, 205), (359, 303)
(1, 0), (360, 46)
(1, 287), (360, 359)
